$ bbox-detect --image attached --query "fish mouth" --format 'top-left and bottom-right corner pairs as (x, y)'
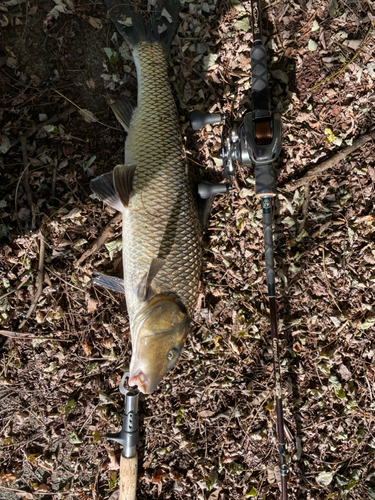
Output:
(128, 370), (149, 394)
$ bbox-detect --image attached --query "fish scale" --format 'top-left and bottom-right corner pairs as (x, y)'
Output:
(123, 42), (201, 325)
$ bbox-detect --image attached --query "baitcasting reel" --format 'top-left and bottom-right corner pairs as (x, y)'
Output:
(191, 108), (283, 199)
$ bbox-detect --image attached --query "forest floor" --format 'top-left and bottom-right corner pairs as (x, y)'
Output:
(1, 0), (375, 499)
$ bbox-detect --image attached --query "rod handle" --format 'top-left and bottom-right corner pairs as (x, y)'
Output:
(119, 453), (138, 500)
(251, 44), (271, 112)
(190, 110), (222, 130)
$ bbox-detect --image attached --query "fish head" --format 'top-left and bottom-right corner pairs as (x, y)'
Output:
(128, 295), (189, 394)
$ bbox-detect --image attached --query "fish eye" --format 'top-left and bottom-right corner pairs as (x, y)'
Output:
(166, 347), (179, 361)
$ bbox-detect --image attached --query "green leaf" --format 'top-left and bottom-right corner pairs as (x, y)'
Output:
(202, 53), (218, 70)
(334, 385), (346, 399)
(329, 0), (339, 17)
(205, 468), (218, 490)
(308, 39), (318, 51)
(234, 17), (250, 32)
(63, 398), (76, 414)
(109, 471), (117, 489)
(246, 487), (257, 497)
(319, 363), (330, 376)
(361, 318), (375, 330)
(105, 239), (123, 260)
(296, 229), (308, 242)
(44, 125), (58, 134)
(93, 431), (101, 443)
(82, 155), (96, 172)
(0, 134), (11, 154)
(316, 471), (334, 486)
(68, 431), (82, 444)
(325, 127), (336, 144)
(103, 47), (119, 64)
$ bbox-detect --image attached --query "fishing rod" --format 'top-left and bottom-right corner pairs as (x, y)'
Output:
(106, 373), (139, 500)
(191, 0), (289, 497)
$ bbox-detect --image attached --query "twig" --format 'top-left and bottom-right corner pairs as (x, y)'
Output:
(75, 212), (122, 266)
(0, 330), (72, 341)
(0, 273), (30, 301)
(322, 248), (342, 312)
(20, 136), (36, 229)
(53, 89), (121, 130)
(310, 21), (375, 91)
(302, 412), (365, 431)
(10, 107), (76, 148)
(286, 131), (375, 192)
(296, 184), (310, 234)
(18, 232), (45, 329)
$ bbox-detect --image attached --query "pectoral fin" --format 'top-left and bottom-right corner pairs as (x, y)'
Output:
(113, 164), (136, 208)
(93, 272), (125, 295)
(137, 258), (165, 301)
(110, 98), (135, 132)
(90, 172), (123, 212)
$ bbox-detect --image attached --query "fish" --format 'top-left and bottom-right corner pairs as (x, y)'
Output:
(91, 0), (206, 394)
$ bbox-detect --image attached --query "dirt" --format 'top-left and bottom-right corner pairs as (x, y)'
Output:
(1, 1), (375, 499)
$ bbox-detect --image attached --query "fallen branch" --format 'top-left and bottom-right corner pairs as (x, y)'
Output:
(286, 131), (375, 192)
(0, 330), (72, 341)
(75, 212), (122, 266)
(18, 232), (45, 330)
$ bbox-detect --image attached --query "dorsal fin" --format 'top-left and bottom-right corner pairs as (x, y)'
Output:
(113, 164), (136, 208)
(90, 172), (123, 212)
(137, 258), (165, 301)
(110, 98), (135, 132)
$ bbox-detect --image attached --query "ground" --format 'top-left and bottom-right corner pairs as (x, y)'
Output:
(1, 0), (375, 499)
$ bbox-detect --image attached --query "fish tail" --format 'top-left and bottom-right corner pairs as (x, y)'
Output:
(105, 0), (180, 52)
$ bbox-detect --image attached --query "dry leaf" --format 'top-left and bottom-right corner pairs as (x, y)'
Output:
(107, 449), (120, 470)
(208, 488), (222, 500)
(198, 409), (215, 418)
(87, 298), (98, 313)
(89, 17), (102, 29)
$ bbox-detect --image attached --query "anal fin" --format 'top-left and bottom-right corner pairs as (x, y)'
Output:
(93, 272), (125, 295)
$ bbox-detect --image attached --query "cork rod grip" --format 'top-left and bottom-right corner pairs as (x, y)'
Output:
(119, 453), (138, 500)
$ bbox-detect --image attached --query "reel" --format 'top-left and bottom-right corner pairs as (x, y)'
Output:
(191, 108), (283, 199)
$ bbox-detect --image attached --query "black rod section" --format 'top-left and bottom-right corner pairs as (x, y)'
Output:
(251, 0), (262, 42)
(262, 197), (288, 500)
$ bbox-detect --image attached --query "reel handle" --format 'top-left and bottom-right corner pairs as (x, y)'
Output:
(198, 181), (230, 199)
(190, 110), (223, 130)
